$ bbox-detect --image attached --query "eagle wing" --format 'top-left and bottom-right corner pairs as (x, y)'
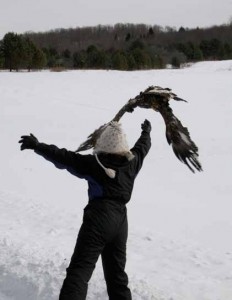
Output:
(157, 100), (202, 173)
(76, 86), (202, 173)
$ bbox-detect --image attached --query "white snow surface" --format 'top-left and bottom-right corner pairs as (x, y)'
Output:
(1, 60), (232, 300)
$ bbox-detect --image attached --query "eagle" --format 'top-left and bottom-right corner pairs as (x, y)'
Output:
(76, 86), (202, 173)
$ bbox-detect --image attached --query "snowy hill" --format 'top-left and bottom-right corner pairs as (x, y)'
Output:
(1, 60), (232, 299)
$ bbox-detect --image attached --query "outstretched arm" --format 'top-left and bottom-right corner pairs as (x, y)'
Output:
(19, 134), (91, 175)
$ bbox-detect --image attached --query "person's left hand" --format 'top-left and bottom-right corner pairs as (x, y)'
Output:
(19, 133), (39, 150)
(141, 119), (152, 133)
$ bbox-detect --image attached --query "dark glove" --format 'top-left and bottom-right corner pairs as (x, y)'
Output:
(141, 119), (151, 133)
(19, 134), (39, 151)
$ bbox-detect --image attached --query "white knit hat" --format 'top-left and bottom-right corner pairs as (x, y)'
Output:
(93, 121), (134, 160)
(93, 121), (134, 178)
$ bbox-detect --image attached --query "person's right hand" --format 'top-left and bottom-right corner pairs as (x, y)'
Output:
(19, 133), (39, 150)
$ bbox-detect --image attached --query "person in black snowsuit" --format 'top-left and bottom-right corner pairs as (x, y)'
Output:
(19, 119), (151, 300)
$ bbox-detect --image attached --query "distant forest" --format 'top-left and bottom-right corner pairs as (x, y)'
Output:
(1, 23), (232, 71)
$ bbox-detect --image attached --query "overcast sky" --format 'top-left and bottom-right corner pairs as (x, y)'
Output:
(0, 0), (232, 39)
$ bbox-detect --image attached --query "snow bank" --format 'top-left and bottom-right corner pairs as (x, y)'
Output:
(186, 59), (232, 72)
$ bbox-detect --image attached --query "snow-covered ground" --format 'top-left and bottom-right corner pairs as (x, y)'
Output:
(1, 60), (232, 300)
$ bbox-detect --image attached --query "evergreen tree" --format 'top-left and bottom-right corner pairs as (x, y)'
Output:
(130, 48), (152, 69)
(1, 33), (23, 71)
(129, 39), (145, 51)
(152, 54), (165, 69)
(112, 51), (128, 70)
(199, 40), (211, 59)
(73, 51), (87, 68)
(148, 27), (154, 36)
(192, 45), (203, 61)
(43, 47), (59, 67)
(126, 53), (136, 70)
(61, 49), (72, 68)
(23, 37), (36, 70)
(0, 41), (4, 68)
(32, 47), (46, 69)
(178, 26), (186, 33)
(0, 55), (4, 68)
(224, 42), (232, 59)
(209, 38), (223, 59)
(0, 33), (46, 71)
(62, 49), (71, 59)
(86, 45), (106, 69)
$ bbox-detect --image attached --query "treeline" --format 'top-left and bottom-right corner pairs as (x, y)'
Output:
(1, 23), (232, 71)
(43, 40), (165, 70)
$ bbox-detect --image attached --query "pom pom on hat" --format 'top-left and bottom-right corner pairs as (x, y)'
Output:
(95, 154), (116, 178)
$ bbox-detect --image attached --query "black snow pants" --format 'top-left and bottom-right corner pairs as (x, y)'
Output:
(59, 200), (132, 300)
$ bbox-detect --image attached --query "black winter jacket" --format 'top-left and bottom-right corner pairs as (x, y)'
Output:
(35, 130), (151, 204)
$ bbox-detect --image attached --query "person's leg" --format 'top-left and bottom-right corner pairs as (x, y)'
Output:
(59, 209), (105, 300)
(101, 212), (132, 300)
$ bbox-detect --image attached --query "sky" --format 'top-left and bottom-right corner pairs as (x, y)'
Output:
(0, 0), (232, 39)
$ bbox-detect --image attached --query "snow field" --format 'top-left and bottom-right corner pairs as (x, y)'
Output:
(1, 60), (232, 299)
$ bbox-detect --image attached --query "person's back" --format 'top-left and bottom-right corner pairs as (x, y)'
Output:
(19, 119), (152, 300)
(86, 126), (151, 204)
